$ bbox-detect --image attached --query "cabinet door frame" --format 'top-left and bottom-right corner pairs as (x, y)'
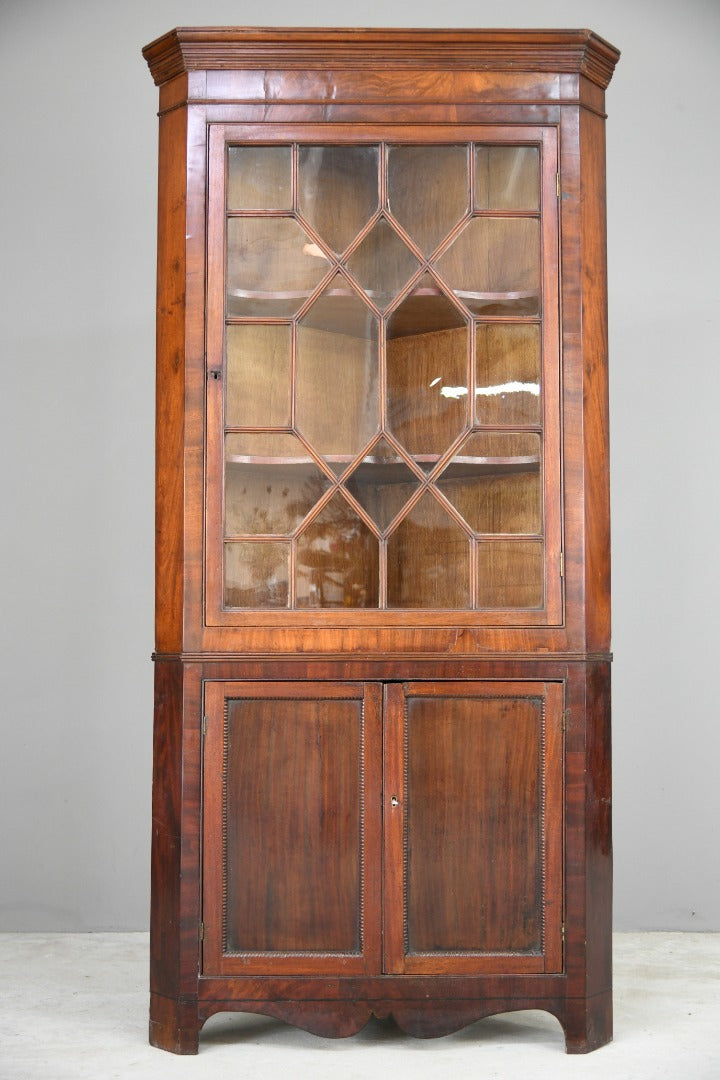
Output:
(383, 680), (564, 974)
(203, 122), (562, 633)
(201, 680), (382, 976)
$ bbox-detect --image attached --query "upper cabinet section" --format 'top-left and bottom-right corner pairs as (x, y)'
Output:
(144, 29), (618, 654)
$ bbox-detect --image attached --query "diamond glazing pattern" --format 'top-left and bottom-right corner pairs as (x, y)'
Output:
(223, 142), (544, 609)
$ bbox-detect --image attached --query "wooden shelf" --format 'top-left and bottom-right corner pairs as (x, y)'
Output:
(438, 455), (540, 479)
(226, 453), (540, 481)
(227, 284), (539, 334)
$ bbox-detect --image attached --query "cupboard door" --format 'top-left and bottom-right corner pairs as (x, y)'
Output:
(202, 681), (382, 975)
(205, 126), (562, 628)
(384, 681), (563, 974)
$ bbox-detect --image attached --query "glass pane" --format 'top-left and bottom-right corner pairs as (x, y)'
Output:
(227, 146), (292, 210)
(296, 493), (379, 608)
(435, 218), (540, 316)
(298, 145), (379, 254)
(225, 433), (332, 535)
(226, 324), (291, 427)
(346, 219), (420, 310)
(475, 324), (541, 426)
(226, 217), (331, 317)
(225, 695), (361, 951)
(224, 541), (289, 608)
(387, 145), (468, 254)
(387, 492), (470, 608)
(343, 437), (420, 532)
(437, 432), (541, 534)
(477, 541), (543, 607)
(387, 280), (468, 464)
(386, 271), (466, 339)
(475, 146), (539, 211)
(296, 276), (379, 470)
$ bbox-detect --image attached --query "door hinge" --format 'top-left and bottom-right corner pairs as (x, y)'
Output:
(199, 921), (205, 942)
(202, 715), (207, 737)
(556, 173), (561, 197)
(562, 709), (569, 734)
(561, 922), (565, 942)
(559, 551), (564, 578)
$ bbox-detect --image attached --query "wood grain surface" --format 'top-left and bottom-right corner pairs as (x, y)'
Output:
(146, 26), (617, 1054)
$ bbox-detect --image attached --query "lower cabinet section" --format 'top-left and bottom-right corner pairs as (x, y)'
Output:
(149, 661), (612, 1055)
(202, 679), (563, 978)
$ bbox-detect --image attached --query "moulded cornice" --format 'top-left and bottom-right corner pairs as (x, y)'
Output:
(142, 27), (620, 91)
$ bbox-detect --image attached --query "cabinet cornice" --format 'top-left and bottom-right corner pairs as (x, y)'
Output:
(143, 27), (620, 91)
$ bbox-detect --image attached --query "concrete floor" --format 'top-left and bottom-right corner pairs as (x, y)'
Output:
(0, 933), (718, 1079)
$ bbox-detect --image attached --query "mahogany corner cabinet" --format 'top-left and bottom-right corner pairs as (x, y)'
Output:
(143, 27), (619, 1055)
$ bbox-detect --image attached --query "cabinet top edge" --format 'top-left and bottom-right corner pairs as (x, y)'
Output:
(142, 27), (620, 91)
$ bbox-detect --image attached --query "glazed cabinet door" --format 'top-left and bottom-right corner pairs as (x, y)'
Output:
(383, 681), (564, 974)
(204, 126), (562, 633)
(202, 681), (382, 975)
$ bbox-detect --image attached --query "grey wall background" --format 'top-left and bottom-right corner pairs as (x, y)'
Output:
(1, 0), (718, 932)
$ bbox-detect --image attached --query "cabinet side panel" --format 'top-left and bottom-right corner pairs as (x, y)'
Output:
(585, 661), (612, 996)
(579, 106), (611, 652)
(150, 660), (184, 997)
(155, 103), (188, 654)
(558, 108), (585, 650)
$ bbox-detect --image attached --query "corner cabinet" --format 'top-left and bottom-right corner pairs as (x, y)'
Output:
(143, 27), (618, 1055)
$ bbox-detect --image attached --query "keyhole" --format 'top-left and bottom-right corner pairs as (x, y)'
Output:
(390, 796), (399, 808)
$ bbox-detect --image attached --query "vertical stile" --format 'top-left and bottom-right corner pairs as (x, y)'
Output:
(467, 144), (478, 608)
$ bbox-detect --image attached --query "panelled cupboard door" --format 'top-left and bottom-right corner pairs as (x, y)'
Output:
(202, 682), (382, 975)
(383, 681), (564, 974)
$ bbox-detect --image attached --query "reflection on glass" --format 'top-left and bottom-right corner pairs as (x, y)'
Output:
(346, 219), (420, 310)
(343, 437), (420, 532)
(296, 276), (379, 469)
(226, 324), (291, 427)
(475, 324), (541, 426)
(476, 541), (543, 607)
(226, 217), (330, 317)
(296, 493), (379, 607)
(435, 218), (540, 315)
(387, 279), (468, 463)
(475, 146), (539, 211)
(224, 433), (332, 535)
(227, 146), (292, 210)
(437, 432), (541, 534)
(224, 541), (289, 608)
(298, 146), (379, 254)
(387, 145), (468, 254)
(387, 492), (470, 608)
